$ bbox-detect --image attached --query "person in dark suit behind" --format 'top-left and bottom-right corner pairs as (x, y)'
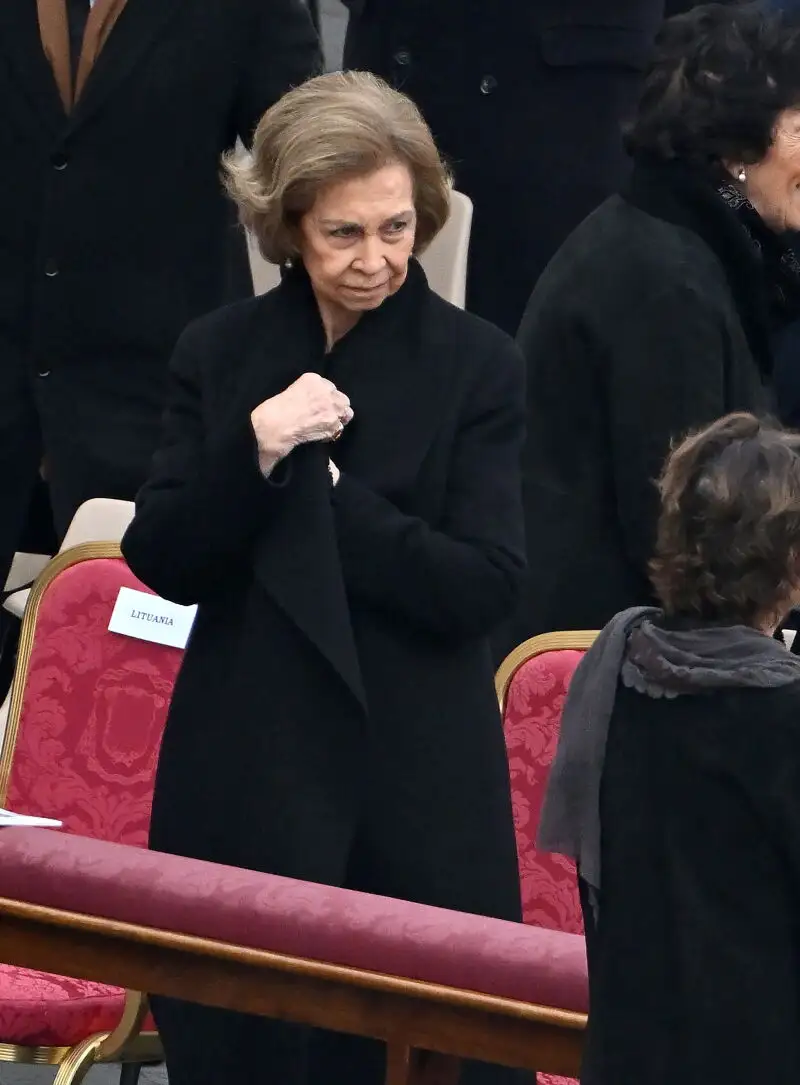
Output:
(121, 72), (527, 1085)
(0, 0), (321, 579)
(506, 4), (800, 645)
(539, 413), (800, 1085)
(341, 0), (670, 335)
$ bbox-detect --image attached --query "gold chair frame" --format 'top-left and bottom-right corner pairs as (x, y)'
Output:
(0, 542), (163, 1084)
(495, 630), (599, 713)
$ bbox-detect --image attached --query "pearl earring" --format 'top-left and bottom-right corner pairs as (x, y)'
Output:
(737, 167), (746, 183)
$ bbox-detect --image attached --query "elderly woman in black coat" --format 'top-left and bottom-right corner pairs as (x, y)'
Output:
(121, 71), (526, 1085)
(510, 4), (800, 643)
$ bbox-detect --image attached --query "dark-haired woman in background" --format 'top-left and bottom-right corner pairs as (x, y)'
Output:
(539, 413), (800, 1084)
(510, 4), (800, 643)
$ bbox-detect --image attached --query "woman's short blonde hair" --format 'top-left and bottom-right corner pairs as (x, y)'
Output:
(223, 71), (452, 265)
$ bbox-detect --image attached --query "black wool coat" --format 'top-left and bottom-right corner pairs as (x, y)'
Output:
(582, 680), (800, 1085)
(342, 0), (666, 335)
(121, 261), (526, 925)
(506, 159), (775, 645)
(0, 0), (320, 537)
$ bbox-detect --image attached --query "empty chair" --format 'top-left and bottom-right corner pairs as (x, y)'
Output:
(3, 498), (135, 620)
(0, 541), (183, 1084)
(496, 630), (597, 1085)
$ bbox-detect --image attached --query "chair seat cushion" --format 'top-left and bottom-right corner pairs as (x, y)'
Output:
(0, 830), (588, 1014)
(0, 964), (125, 1047)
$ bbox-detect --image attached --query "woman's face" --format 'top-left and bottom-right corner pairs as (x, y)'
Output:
(739, 109), (800, 232)
(297, 162), (417, 317)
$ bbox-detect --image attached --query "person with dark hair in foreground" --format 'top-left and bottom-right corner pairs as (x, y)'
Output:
(540, 412), (800, 1085)
(507, 3), (800, 645)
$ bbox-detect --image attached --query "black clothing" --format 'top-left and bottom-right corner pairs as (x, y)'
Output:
(66, 0), (89, 83)
(342, 0), (665, 335)
(121, 261), (527, 1085)
(582, 679), (800, 1084)
(0, 0), (320, 553)
(509, 158), (782, 642)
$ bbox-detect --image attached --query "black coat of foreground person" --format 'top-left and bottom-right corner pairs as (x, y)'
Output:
(539, 414), (800, 1085)
(122, 73), (526, 1085)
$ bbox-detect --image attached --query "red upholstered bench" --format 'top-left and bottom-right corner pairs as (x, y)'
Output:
(0, 828), (587, 1080)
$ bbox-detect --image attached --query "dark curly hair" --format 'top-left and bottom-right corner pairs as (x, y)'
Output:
(626, 3), (800, 168)
(651, 414), (800, 628)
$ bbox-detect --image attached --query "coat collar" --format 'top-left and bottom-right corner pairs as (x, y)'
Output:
(0, 1), (65, 130)
(66, 0), (182, 129)
(3, 0), (181, 129)
(622, 155), (800, 380)
(36, 0), (133, 114)
(234, 259), (451, 715)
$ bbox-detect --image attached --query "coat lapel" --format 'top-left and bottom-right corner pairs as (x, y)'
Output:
(35, 0), (71, 112)
(68, 0), (181, 129)
(0, 1), (67, 127)
(229, 286), (369, 716)
(74, 0), (130, 105)
(253, 442), (369, 715)
(33, 0), (130, 115)
(223, 261), (450, 717)
(324, 260), (449, 500)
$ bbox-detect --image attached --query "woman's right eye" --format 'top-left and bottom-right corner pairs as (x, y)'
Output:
(330, 225), (359, 239)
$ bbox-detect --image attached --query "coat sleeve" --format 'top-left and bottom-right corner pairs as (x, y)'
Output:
(605, 282), (731, 577)
(330, 340), (527, 640)
(121, 321), (289, 605)
(234, 0), (323, 144)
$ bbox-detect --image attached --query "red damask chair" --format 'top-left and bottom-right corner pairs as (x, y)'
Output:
(0, 542), (183, 1084)
(496, 630), (598, 1085)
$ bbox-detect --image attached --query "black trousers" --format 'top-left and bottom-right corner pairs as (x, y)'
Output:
(151, 819), (529, 1085)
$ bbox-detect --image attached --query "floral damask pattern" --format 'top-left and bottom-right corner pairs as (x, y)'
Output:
(5, 558), (182, 845)
(501, 648), (587, 1085)
(0, 557), (181, 1046)
(0, 965), (127, 1046)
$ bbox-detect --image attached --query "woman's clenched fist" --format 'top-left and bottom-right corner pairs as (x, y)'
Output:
(251, 373), (353, 473)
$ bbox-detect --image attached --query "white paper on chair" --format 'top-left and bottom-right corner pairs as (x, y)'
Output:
(0, 808), (62, 828)
(108, 587), (197, 649)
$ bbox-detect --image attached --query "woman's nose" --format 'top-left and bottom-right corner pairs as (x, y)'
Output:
(355, 236), (387, 275)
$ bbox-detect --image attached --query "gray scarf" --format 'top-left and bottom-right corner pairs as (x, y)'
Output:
(537, 607), (800, 893)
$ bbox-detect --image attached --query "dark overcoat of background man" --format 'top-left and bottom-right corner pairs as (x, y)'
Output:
(342, 0), (692, 335)
(0, 0), (320, 579)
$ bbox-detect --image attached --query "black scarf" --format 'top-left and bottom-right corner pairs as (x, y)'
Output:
(622, 155), (800, 380)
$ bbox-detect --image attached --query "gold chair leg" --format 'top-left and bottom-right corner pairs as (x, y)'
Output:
(52, 1034), (110, 1085)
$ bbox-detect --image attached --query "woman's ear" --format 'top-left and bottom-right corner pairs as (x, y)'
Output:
(722, 160), (747, 184)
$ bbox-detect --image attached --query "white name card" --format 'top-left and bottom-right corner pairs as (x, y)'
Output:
(108, 587), (197, 650)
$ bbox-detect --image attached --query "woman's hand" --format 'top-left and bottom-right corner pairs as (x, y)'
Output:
(251, 373), (353, 472)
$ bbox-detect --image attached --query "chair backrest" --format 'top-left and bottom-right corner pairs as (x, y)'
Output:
(419, 190), (472, 308)
(0, 544), (183, 846)
(496, 632), (598, 935)
(60, 498), (135, 552)
(246, 190), (474, 308)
